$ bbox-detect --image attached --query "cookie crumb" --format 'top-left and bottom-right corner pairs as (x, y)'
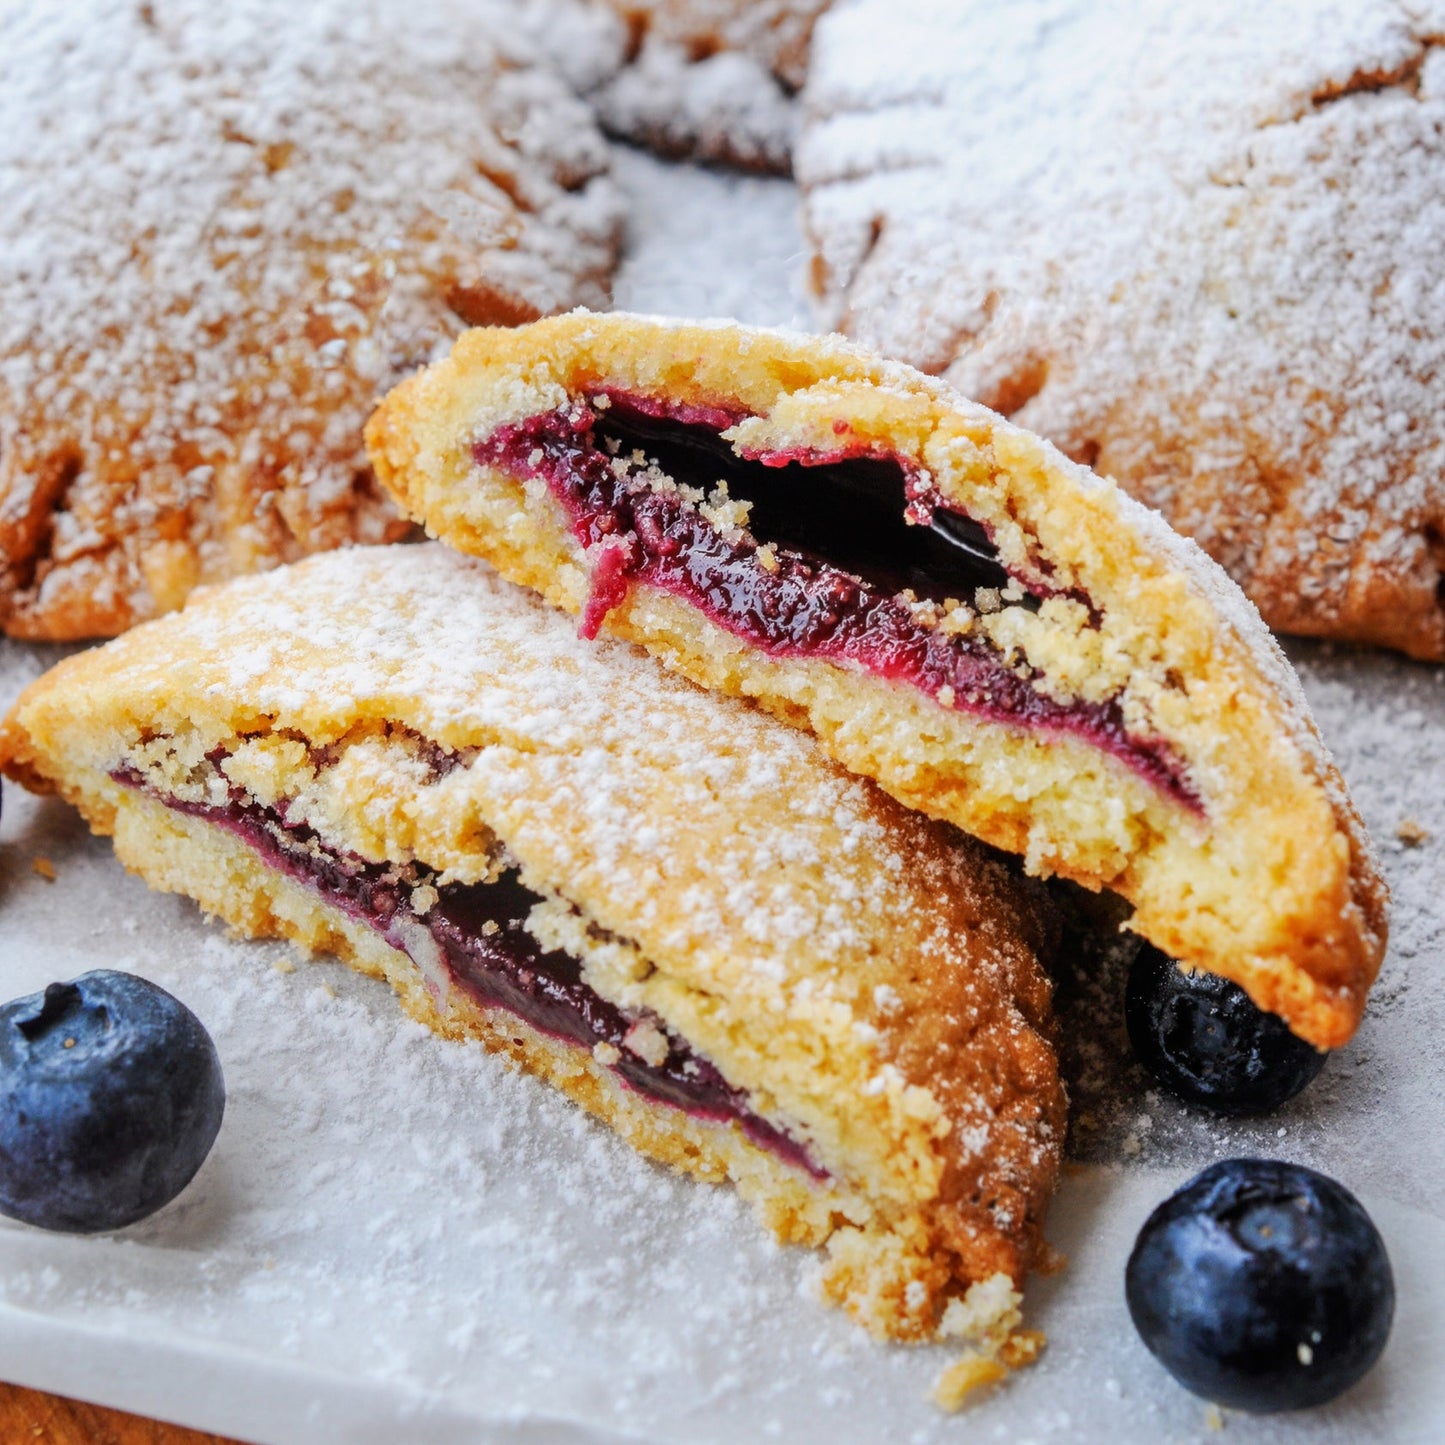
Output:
(931, 1352), (1007, 1411)
(31, 857), (57, 882)
(622, 1019), (670, 1067)
(999, 1328), (1046, 1368)
(1396, 818), (1430, 846)
(1204, 1402), (1226, 1430)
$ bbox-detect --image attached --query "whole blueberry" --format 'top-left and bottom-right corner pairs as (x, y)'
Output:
(1125, 944), (1326, 1115)
(1126, 1159), (1394, 1411)
(0, 970), (224, 1232)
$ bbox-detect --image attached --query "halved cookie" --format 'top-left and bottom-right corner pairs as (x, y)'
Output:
(366, 311), (1388, 1050)
(0, 543), (1065, 1347)
(0, 0), (621, 641)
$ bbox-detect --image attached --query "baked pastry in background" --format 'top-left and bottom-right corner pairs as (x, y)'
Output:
(798, 0), (1445, 660)
(0, 0), (621, 641)
(587, 0), (831, 170)
(0, 543), (1065, 1352)
(367, 311), (1388, 1050)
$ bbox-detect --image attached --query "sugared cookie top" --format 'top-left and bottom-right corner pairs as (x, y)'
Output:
(0, 0), (621, 641)
(799, 0), (1445, 659)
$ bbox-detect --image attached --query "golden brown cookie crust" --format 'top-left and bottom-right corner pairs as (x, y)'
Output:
(0, 2), (621, 641)
(366, 311), (1388, 1049)
(0, 543), (1065, 1343)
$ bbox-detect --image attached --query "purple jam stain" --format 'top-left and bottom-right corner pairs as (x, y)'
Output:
(475, 392), (1198, 809)
(112, 765), (822, 1178)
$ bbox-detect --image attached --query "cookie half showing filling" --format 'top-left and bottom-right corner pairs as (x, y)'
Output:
(0, 543), (1065, 1350)
(366, 312), (1388, 1050)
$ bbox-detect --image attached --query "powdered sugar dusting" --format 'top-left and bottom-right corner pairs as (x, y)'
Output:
(583, 0), (828, 172)
(799, 0), (1445, 657)
(0, 0), (622, 639)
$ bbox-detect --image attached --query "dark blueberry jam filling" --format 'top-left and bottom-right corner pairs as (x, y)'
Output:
(111, 764), (821, 1177)
(475, 393), (1196, 809)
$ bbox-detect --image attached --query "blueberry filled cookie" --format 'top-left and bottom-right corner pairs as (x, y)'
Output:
(367, 311), (1387, 1049)
(0, 543), (1065, 1350)
(799, 0), (1445, 659)
(0, 0), (620, 641)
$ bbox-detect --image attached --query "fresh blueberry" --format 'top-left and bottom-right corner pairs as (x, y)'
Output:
(0, 970), (224, 1232)
(1125, 944), (1326, 1115)
(1126, 1159), (1394, 1411)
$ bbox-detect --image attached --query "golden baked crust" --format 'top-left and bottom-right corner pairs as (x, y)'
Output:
(366, 310), (1388, 1049)
(0, 1), (621, 642)
(799, 0), (1445, 659)
(0, 543), (1064, 1345)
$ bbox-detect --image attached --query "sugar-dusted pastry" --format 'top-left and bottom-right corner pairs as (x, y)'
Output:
(0, 0), (621, 642)
(797, 0), (1445, 659)
(586, 0), (831, 171)
(366, 312), (1388, 1050)
(0, 543), (1066, 1350)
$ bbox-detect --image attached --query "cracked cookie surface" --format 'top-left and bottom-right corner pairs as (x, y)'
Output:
(799, 0), (1445, 659)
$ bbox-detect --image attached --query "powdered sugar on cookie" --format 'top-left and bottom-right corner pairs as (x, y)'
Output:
(799, 0), (1445, 658)
(0, 0), (621, 640)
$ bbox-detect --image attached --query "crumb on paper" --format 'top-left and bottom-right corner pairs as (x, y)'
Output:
(1397, 818), (1430, 846)
(1037, 1242), (1068, 1275)
(931, 1352), (1007, 1411)
(999, 1329), (1046, 1368)
(1204, 1402), (1226, 1430)
(939, 1273), (1022, 1348)
(272, 957), (296, 975)
(31, 857), (57, 882)
(930, 1275), (1042, 1410)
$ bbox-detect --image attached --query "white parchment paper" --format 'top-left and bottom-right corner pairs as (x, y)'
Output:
(0, 148), (1441, 1444)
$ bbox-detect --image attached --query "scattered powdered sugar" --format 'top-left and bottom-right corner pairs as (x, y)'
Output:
(799, 0), (1445, 657)
(0, 0), (622, 639)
